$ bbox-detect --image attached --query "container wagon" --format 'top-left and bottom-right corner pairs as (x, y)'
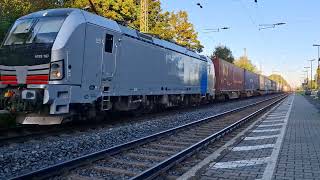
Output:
(259, 75), (268, 95)
(212, 57), (244, 99)
(270, 80), (277, 93)
(277, 82), (283, 92)
(244, 70), (259, 97)
(265, 78), (272, 94)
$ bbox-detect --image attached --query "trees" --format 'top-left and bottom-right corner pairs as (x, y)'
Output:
(148, 9), (203, 52)
(234, 55), (258, 73)
(269, 74), (289, 86)
(211, 46), (235, 63)
(0, 0), (31, 43)
(171, 11), (203, 52)
(66, 0), (139, 28)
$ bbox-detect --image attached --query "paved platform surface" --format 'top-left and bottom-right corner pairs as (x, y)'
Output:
(185, 94), (320, 180)
(272, 94), (320, 180)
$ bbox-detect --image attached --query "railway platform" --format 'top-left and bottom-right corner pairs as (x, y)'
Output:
(180, 94), (320, 180)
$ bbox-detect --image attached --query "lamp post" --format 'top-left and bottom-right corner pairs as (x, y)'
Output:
(304, 67), (310, 89)
(302, 71), (308, 89)
(308, 59), (316, 89)
(313, 44), (320, 66)
(300, 76), (306, 88)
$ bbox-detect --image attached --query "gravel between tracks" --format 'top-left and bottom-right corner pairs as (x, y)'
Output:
(0, 95), (279, 179)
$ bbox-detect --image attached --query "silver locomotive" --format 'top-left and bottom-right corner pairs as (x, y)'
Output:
(0, 8), (216, 124)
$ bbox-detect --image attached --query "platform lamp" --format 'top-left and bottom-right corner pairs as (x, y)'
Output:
(302, 71), (309, 89)
(304, 67), (310, 89)
(300, 76), (307, 89)
(308, 59), (316, 89)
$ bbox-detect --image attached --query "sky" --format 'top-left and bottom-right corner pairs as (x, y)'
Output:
(162, 0), (320, 88)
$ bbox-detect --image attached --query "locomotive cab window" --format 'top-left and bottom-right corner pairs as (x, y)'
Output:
(105, 34), (114, 53)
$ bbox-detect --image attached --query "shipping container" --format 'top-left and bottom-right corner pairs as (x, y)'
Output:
(270, 80), (277, 91)
(213, 57), (244, 99)
(259, 75), (272, 94)
(244, 70), (260, 91)
(265, 78), (272, 92)
(259, 75), (266, 91)
(277, 82), (283, 92)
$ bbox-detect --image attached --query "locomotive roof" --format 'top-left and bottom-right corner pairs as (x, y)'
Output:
(119, 25), (204, 60)
(20, 8), (206, 61)
(19, 9), (74, 19)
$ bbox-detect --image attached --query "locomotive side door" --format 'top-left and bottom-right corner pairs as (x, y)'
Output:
(101, 30), (121, 83)
(82, 24), (103, 93)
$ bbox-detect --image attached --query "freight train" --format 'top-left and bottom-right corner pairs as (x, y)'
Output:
(0, 8), (286, 125)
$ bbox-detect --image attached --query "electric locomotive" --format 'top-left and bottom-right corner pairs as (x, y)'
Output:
(0, 8), (215, 124)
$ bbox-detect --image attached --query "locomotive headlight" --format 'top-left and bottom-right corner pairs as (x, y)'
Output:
(50, 60), (64, 80)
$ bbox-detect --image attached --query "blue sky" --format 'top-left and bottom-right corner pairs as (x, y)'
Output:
(162, 0), (320, 87)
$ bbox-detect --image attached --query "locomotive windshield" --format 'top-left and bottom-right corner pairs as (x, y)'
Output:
(0, 16), (66, 66)
(3, 16), (65, 46)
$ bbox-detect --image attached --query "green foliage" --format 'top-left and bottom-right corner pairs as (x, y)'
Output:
(86, 0), (203, 52)
(67, 0), (139, 28)
(211, 46), (234, 63)
(303, 79), (317, 89)
(234, 55), (258, 73)
(168, 11), (203, 52)
(150, 10), (203, 52)
(149, 11), (173, 40)
(269, 74), (289, 86)
(0, 0), (30, 43)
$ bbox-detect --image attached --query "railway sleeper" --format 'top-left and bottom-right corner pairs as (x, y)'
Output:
(67, 174), (104, 180)
(91, 165), (138, 177)
(188, 131), (211, 137)
(160, 140), (193, 147)
(126, 153), (166, 162)
(148, 143), (185, 151)
(136, 147), (177, 155)
(178, 133), (208, 139)
(170, 137), (201, 144)
(106, 159), (151, 169)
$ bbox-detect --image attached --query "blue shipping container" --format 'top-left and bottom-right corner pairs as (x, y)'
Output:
(244, 70), (259, 91)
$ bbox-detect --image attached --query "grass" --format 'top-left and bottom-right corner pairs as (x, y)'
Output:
(296, 90), (305, 95)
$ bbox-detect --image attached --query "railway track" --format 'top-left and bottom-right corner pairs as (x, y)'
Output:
(10, 94), (288, 180)
(0, 95), (278, 145)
